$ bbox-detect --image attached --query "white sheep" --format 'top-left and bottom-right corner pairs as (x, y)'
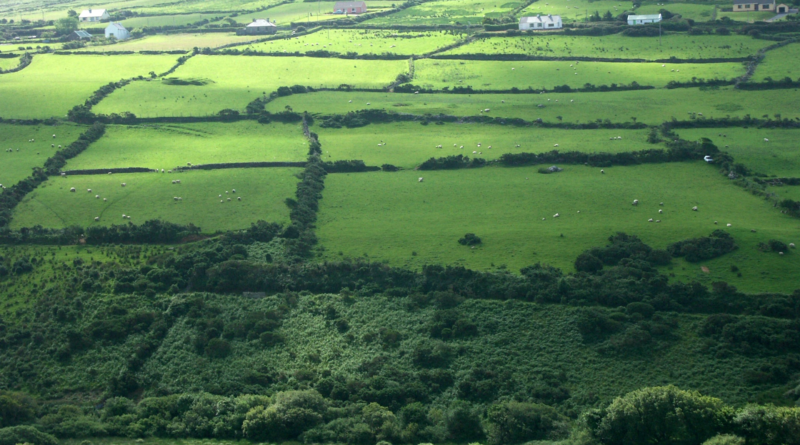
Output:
(553, 213), (560, 218)
(122, 214), (126, 218)
(232, 189), (236, 193)
(161, 169), (164, 173)
(633, 199), (639, 206)
(554, 144), (559, 147)
(790, 243), (795, 248)
(121, 183), (126, 187)
(52, 134), (56, 138)
(70, 187), (76, 192)
(95, 195), (99, 199)
(692, 206), (698, 211)
(488, 146), (492, 149)
(484, 109), (490, 112)
(648, 218), (654, 222)
(227, 198), (231, 201)
(87, 189), (92, 193)
(176, 180), (180, 184)
(727, 223), (732, 227)
(542, 218), (546, 220)
(658, 209), (663, 214)
(237, 197), (241, 201)
(108, 172), (113, 175)
(220, 200), (223, 203)
(51, 144), (54, 147)
(58, 145), (61, 148)
(656, 220), (661, 223)
(779, 252), (784, 255)
(601, 169), (604, 174)
(473, 151), (477, 154)
(127, 216), (131, 219)
(103, 198), (107, 202)
(714, 221), (718, 225)
(226, 191), (229, 194)
(95, 217), (99, 221)
(764, 138), (769, 142)
(174, 197), (179, 201)
(418, 177), (424, 182)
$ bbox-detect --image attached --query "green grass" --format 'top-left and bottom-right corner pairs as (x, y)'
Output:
(316, 163), (800, 292)
(65, 121), (308, 170)
(314, 121), (654, 168)
(635, 2), (717, 21)
(10, 167), (300, 232)
(0, 122), (86, 186)
(230, 1), (397, 24)
(115, 13), (226, 28)
(676, 127), (800, 177)
(521, 0), (630, 23)
(0, 55), (20, 70)
(240, 29), (463, 55)
(94, 55), (407, 117)
(363, 0), (524, 25)
(0, 54), (180, 119)
(75, 33), (263, 52)
(751, 42), (800, 82)
(716, 10), (777, 22)
(410, 58), (745, 90)
(444, 33), (772, 60)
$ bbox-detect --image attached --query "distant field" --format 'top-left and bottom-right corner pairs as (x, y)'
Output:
(76, 33), (261, 52)
(94, 55), (407, 116)
(444, 34), (771, 60)
(0, 123), (85, 186)
(521, 0), (630, 23)
(267, 87), (800, 124)
(751, 42), (800, 81)
(131, 0), (284, 15)
(241, 29), (462, 55)
(10, 167), (300, 232)
(716, 10), (776, 22)
(676, 127), (800, 177)
(314, 122), (654, 168)
(0, 55), (20, 70)
(635, 2), (716, 21)
(363, 0), (523, 25)
(317, 164), (800, 292)
(228, 1), (397, 24)
(66, 121), (307, 170)
(116, 13), (224, 28)
(0, 54), (179, 118)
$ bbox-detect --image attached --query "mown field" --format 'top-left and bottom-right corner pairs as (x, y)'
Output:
(0, 123), (85, 186)
(316, 164), (800, 292)
(409, 58), (745, 90)
(66, 121), (307, 170)
(0, 54), (180, 118)
(0, 54), (20, 70)
(314, 122), (654, 168)
(240, 29), (462, 55)
(363, 0), (524, 25)
(520, 0), (630, 23)
(10, 167), (300, 231)
(444, 33), (772, 60)
(751, 42), (800, 81)
(94, 55), (407, 116)
(77, 33), (262, 52)
(231, 0), (397, 24)
(267, 87), (800, 124)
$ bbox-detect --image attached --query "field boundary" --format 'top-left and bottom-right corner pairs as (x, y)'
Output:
(176, 162), (307, 171)
(735, 38), (797, 86)
(0, 52), (32, 75)
(62, 167), (155, 175)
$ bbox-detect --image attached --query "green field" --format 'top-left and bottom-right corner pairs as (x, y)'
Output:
(10, 167), (300, 231)
(410, 58), (745, 90)
(66, 121), (307, 170)
(751, 42), (800, 81)
(116, 13), (224, 28)
(315, 122), (654, 168)
(0, 54), (179, 118)
(716, 10), (777, 22)
(676, 127), (800, 177)
(94, 55), (407, 116)
(363, 0), (523, 25)
(267, 87), (800, 124)
(317, 163), (800, 292)
(241, 29), (462, 55)
(0, 54), (20, 70)
(229, 0), (397, 24)
(635, 2), (717, 21)
(444, 33), (772, 60)
(0, 123), (86, 186)
(521, 0), (630, 23)
(76, 33), (262, 52)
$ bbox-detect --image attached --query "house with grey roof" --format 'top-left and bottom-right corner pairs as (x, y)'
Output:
(105, 22), (129, 40)
(245, 18), (277, 34)
(519, 14), (562, 30)
(79, 9), (109, 22)
(733, 0), (789, 13)
(627, 13), (662, 24)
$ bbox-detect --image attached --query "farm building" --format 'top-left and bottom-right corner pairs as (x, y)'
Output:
(105, 22), (130, 40)
(733, 0), (790, 12)
(245, 18), (277, 35)
(334, 1), (368, 14)
(627, 13), (662, 24)
(69, 30), (92, 40)
(78, 9), (109, 22)
(519, 14), (563, 30)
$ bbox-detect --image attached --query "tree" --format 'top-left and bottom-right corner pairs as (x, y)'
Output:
(486, 401), (567, 444)
(242, 390), (326, 441)
(54, 17), (78, 36)
(67, 10), (77, 17)
(446, 401), (484, 442)
(575, 252), (603, 273)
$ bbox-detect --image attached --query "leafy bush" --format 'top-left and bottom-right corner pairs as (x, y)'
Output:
(486, 401), (567, 444)
(668, 230), (737, 262)
(243, 390), (326, 441)
(458, 233), (482, 246)
(0, 426), (58, 445)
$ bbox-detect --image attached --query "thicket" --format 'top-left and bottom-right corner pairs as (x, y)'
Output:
(668, 230), (738, 262)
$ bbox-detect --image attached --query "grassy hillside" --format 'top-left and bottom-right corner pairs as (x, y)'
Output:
(0, 123), (85, 186)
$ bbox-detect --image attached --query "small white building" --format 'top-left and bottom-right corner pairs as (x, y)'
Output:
(627, 13), (662, 25)
(519, 14), (562, 30)
(245, 18), (277, 34)
(79, 9), (110, 22)
(105, 22), (130, 40)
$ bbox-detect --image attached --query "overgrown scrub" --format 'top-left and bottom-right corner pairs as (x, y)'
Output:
(668, 230), (738, 262)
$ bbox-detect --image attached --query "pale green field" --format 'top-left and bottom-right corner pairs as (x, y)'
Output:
(0, 123), (86, 186)
(117, 13), (224, 28)
(317, 164), (800, 292)
(635, 2), (717, 21)
(676, 127), (800, 177)
(267, 87), (800, 124)
(94, 55), (407, 116)
(411, 59), (745, 90)
(521, 0), (630, 23)
(230, 1), (397, 24)
(241, 29), (462, 55)
(76, 33), (262, 52)
(66, 121), (307, 170)
(0, 54), (179, 118)
(751, 42), (800, 82)
(314, 122), (654, 168)
(444, 34), (772, 60)
(364, 0), (523, 25)
(716, 10), (776, 22)
(0, 55), (20, 70)
(11, 167), (300, 231)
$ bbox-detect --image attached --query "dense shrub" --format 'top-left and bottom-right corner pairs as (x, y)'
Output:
(0, 426), (58, 445)
(458, 233), (482, 246)
(242, 390), (326, 441)
(668, 230), (737, 262)
(486, 401), (567, 444)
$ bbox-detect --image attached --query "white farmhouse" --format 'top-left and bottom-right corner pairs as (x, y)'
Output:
(79, 9), (110, 22)
(105, 22), (130, 40)
(627, 13), (662, 25)
(519, 14), (562, 30)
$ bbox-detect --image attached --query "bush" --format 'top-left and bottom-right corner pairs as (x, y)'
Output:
(446, 401), (484, 442)
(205, 338), (231, 358)
(733, 405), (800, 445)
(0, 426), (58, 445)
(243, 390), (326, 441)
(575, 252), (603, 273)
(458, 233), (482, 246)
(486, 401), (567, 444)
(668, 230), (737, 262)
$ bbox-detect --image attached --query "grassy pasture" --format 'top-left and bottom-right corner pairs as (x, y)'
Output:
(267, 87), (800, 124)
(94, 55), (407, 116)
(226, 1), (397, 24)
(635, 2), (716, 21)
(316, 163), (800, 292)
(115, 13), (224, 28)
(444, 33), (772, 60)
(0, 54), (179, 119)
(0, 123), (85, 186)
(66, 121), (307, 170)
(363, 0), (524, 25)
(76, 33), (262, 52)
(128, 0), (284, 15)
(410, 59), (745, 90)
(751, 42), (800, 82)
(10, 167), (300, 232)
(0, 55), (20, 70)
(521, 0), (630, 23)
(314, 121), (654, 168)
(716, 10), (776, 22)
(241, 29), (462, 55)
(676, 128), (800, 177)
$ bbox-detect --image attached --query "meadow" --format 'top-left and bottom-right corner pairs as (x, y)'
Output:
(314, 121), (654, 168)
(228, 0), (397, 24)
(66, 121), (307, 170)
(94, 55), (407, 116)
(409, 58), (745, 90)
(10, 167), (300, 231)
(0, 122), (85, 186)
(520, 0), (631, 23)
(751, 42), (800, 81)
(78, 33), (263, 52)
(716, 10), (777, 22)
(266, 87), (800, 124)
(0, 53), (180, 118)
(363, 0), (524, 25)
(316, 163), (800, 292)
(240, 29), (463, 56)
(0, 54), (20, 70)
(635, 2), (717, 21)
(443, 33), (772, 60)
(113, 13), (225, 28)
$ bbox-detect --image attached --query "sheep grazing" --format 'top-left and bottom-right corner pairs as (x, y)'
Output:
(237, 197), (241, 201)
(484, 109), (490, 112)
(632, 199), (639, 206)
(219, 194), (222, 197)
(553, 213), (560, 218)
(454, 144), (457, 147)
(349, 100), (352, 103)
(656, 220), (661, 223)
(764, 138), (769, 142)
(418, 177), (424, 182)
(227, 198), (231, 201)
(727, 223), (732, 227)
(52, 134), (56, 138)
(542, 218), (546, 220)
(501, 100), (505, 103)
(95, 195), (100, 199)
(477, 144), (481, 147)
(70, 187), (76, 192)
(790, 243), (796, 249)
(473, 151), (477, 154)
(161, 169), (164, 173)
(103, 198), (107, 202)
(220, 200), (224, 203)
(225, 191), (229, 194)
(94, 217), (99, 221)
(658, 209), (663, 214)
(660, 202), (664, 206)
(692, 206), (698, 211)
(648, 218), (654, 222)
(122, 214), (126, 218)
(187, 163), (192, 166)
(172, 180), (176, 184)
(232, 189), (236, 193)
(58, 145), (61, 148)
(168, 170), (172, 173)
(554, 144), (559, 147)
(460, 145), (464, 149)
(51, 144), (54, 147)
(127, 216), (131, 219)
(779, 252), (784, 255)
(601, 169), (604, 174)
(174, 197), (179, 201)
(108, 172), (113, 175)
(86, 188), (92, 193)
(515, 144), (520, 148)
(488, 146), (492, 149)
(714, 221), (718, 225)
(121, 183), (126, 187)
